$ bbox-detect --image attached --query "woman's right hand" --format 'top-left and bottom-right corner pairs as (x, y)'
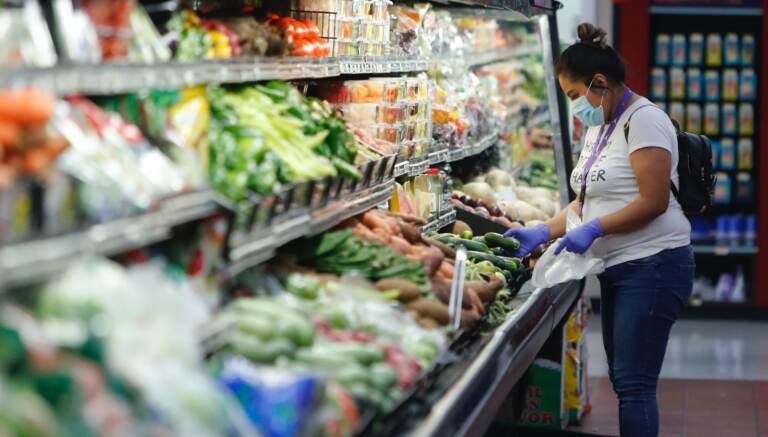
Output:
(503, 223), (551, 257)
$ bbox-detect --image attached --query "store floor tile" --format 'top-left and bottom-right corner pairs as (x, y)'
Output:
(568, 377), (768, 437)
(586, 316), (768, 380)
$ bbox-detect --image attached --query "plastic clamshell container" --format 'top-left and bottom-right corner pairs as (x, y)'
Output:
(335, 39), (360, 56)
(336, 103), (404, 125)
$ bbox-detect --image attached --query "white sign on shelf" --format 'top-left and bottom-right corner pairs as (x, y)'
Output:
(449, 247), (468, 330)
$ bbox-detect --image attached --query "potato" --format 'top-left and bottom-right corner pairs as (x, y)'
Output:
(498, 201), (519, 219)
(418, 317), (443, 329)
(407, 298), (450, 325)
(485, 169), (514, 190)
(462, 182), (497, 205)
(376, 278), (422, 302)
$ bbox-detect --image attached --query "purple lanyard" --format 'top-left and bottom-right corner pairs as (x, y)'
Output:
(579, 89), (634, 211)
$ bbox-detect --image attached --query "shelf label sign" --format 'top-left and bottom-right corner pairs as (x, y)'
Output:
(449, 247), (467, 330)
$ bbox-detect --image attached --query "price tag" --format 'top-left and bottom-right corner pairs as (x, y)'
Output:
(409, 160), (428, 176)
(393, 162), (409, 177)
(714, 246), (730, 256)
(449, 247), (467, 330)
(448, 149), (465, 162)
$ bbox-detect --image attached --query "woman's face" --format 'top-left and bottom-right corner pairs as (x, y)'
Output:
(558, 73), (606, 107)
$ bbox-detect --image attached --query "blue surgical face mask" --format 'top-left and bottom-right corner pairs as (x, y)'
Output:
(571, 78), (605, 126)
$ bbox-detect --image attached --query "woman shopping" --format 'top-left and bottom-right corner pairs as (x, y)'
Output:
(505, 23), (694, 437)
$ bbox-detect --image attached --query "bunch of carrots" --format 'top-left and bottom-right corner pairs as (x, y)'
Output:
(0, 89), (67, 186)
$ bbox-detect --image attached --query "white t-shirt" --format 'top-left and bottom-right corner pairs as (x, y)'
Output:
(569, 97), (691, 268)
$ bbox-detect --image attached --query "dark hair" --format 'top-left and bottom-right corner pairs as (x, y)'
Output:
(555, 23), (626, 85)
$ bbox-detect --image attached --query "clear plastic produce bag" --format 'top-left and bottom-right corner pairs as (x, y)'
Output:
(531, 208), (605, 288)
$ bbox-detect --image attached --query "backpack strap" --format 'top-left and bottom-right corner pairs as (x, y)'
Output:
(623, 103), (664, 142)
(622, 103), (682, 199)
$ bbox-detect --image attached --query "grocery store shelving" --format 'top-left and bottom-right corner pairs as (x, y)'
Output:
(393, 131), (501, 179)
(0, 45), (540, 96)
(0, 189), (222, 290)
(225, 181), (394, 278)
(421, 209), (458, 235)
(527, 110), (551, 128)
(402, 279), (582, 436)
(462, 44), (540, 68)
(692, 245), (759, 256)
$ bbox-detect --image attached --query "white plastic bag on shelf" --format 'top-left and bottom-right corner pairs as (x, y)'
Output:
(531, 208), (605, 288)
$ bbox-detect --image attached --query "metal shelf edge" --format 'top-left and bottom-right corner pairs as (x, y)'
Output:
(1, 46), (541, 96)
(0, 189), (220, 290)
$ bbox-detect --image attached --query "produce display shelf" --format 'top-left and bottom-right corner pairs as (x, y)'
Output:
(0, 44), (536, 96)
(692, 245), (758, 256)
(0, 189), (221, 290)
(527, 110), (551, 128)
(396, 279), (583, 436)
(225, 181), (394, 278)
(421, 208), (458, 235)
(463, 44), (540, 68)
(338, 56), (430, 75)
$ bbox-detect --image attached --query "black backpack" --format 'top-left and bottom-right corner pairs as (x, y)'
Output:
(624, 105), (716, 215)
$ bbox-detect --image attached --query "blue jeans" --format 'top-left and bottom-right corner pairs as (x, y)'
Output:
(598, 245), (695, 437)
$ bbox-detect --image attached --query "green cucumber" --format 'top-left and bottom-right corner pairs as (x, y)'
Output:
(466, 251), (519, 272)
(483, 233), (521, 252)
(443, 237), (490, 253)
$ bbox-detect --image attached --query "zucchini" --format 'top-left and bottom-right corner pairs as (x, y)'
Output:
(443, 237), (490, 253)
(466, 251), (519, 272)
(483, 232), (521, 252)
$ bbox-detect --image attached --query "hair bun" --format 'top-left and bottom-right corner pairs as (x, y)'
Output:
(577, 23), (608, 49)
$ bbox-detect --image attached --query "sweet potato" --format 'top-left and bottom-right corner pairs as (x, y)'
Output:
(421, 246), (444, 278)
(438, 261), (454, 280)
(417, 317), (442, 329)
(461, 306), (482, 328)
(385, 211), (428, 226)
(352, 224), (385, 243)
(425, 238), (456, 259)
(371, 226), (392, 243)
(407, 298), (450, 325)
(363, 210), (399, 235)
(376, 278), (421, 303)
(465, 275), (505, 304)
(465, 288), (484, 314)
(389, 236), (413, 255)
(431, 274), (472, 309)
(397, 221), (423, 243)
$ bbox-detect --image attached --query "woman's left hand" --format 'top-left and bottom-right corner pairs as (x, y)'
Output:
(554, 219), (604, 255)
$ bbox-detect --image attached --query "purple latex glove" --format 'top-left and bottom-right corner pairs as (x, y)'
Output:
(554, 219), (604, 255)
(503, 223), (551, 257)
